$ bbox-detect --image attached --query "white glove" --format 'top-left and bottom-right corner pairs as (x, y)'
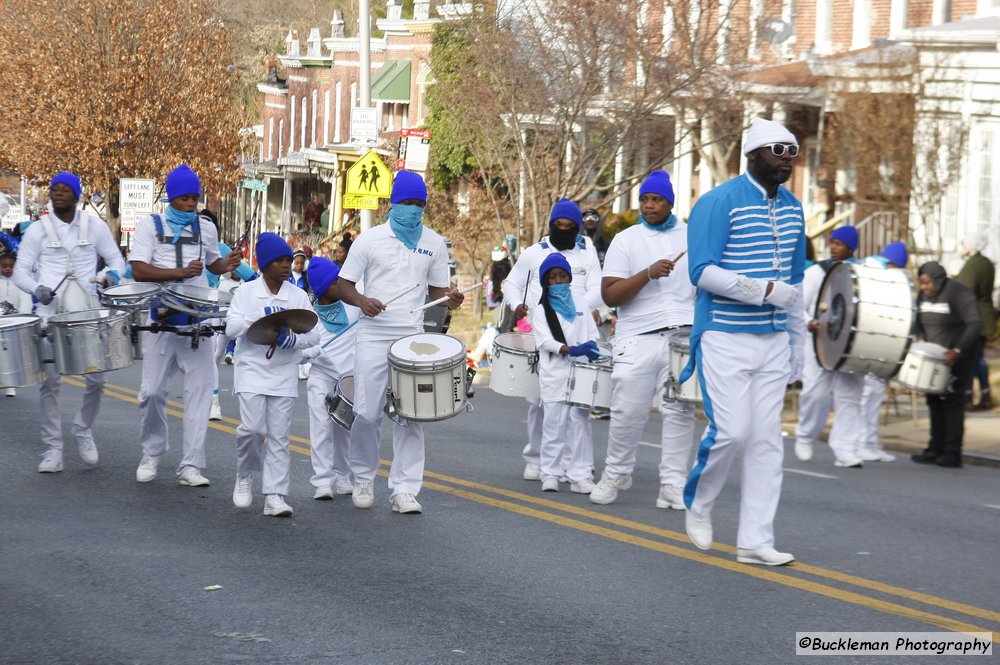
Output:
(764, 281), (798, 309)
(788, 345), (804, 383)
(302, 345), (323, 360)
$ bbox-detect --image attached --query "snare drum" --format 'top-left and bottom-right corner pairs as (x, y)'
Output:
(490, 332), (540, 399)
(160, 284), (232, 320)
(566, 358), (613, 411)
(666, 327), (701, 403)
(46, 309), (133, 375)
(100, 282), (162, 309)
(0, 314), (45, 387)
(388, 333), (471, 421)
(815, 263), (914, 378)
(895, 342), (951, 394)
(325, 376), (356, 429)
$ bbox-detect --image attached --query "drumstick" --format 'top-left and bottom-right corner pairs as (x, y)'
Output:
(409, 283), (482, 313)
(522, 270), (531, 307)
(671, 250), (686, 263)
(319, 283), (421, 349)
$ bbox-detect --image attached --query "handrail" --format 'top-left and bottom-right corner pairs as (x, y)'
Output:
(807, 207), (855, 239)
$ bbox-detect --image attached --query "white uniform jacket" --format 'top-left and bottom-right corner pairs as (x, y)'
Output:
(304, 303), (361, 381)
(504, 236), (604, 315)
(531, 304), (599, 403)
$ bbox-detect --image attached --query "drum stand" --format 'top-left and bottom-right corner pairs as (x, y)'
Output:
(138, 322), (225, 350)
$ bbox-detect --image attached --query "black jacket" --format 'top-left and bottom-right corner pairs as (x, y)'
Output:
(916, 277), (981, 356)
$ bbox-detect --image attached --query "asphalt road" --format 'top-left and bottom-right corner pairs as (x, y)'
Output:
(1, 360), (998, 664)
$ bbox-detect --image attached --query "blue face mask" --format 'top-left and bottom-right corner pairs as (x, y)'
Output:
(388, 204), (425, 250)
(547, 283), (576, 322)
(165, 206), (197, 244)
(639, 213), (678, 232)
(315, 300), (350, 334)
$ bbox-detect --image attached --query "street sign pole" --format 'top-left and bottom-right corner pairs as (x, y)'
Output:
(359, 0), (374, 233)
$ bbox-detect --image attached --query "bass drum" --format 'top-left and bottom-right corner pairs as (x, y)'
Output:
(814, 262), (914, 379)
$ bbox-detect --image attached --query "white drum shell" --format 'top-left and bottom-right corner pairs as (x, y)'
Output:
(490, 332), (540, 399)
(388, 334), (469, 422)
(47, 309), (133, 375)
(566, 361), (613, 410)
(896, 343), (951, 394)
(327, 376), (356, 429)
(0, 315), (45, 387)
(668, 329), (702, 403)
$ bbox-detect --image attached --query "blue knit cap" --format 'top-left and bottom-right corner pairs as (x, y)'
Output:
(881, 242), (908, 268)
(539, 252), (573, 283)
(548, 198), (582, 229)
(165, 164), (202, 201)
(255, 232), (293, 270)
(830, 225), (858, 252)
(50, 172), (81, 200)
(390, 170), (427, 204)
(306, 256), (340, 299)
(638, 170), (675, 204)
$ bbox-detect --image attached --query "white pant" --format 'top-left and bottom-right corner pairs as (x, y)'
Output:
(861, 375), (886, 448)
(685, 331), (789, 550)
(39, 338), (105, 450)
(307, 372), (352, 488)
(794, 350), (864, 462)
(604, 332), (695, 486)
(235, 393), (295, 495)
(522, 396), (544, 463)
(540, 401), (592, 482)
(350, 338), (424, 497)
(137, 332), (217, 475)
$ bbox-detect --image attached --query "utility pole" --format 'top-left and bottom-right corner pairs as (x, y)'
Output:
(359, 0), (374, 233)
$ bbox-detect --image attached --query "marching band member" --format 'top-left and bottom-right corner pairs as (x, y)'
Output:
(502, 198), (603, 482)
(681, 118), (806, 565)
(13, 172), (126, 471)
(591, 171), (697, 508)
(1, 252), (32, 396)
(225, 233), (318, 516)
(793, 225), (866, 468)
(130, 165), (241, 487)
(301, 257), (359, 500)
(531, 253), (602, 492)
(336, 171), (464, 514)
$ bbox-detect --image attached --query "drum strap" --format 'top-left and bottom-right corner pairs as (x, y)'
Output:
(40, 213), (91, 277)
(152, 214), (202, 270)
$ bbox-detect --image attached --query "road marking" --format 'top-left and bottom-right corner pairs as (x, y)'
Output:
(984, 504), (1000, 510)
(637, 440), (660, 449)
(72, 377), (1000, 634)
(784, 468), (839, 479)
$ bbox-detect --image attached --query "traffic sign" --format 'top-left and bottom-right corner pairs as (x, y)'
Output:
(345, 150), (392, 198)
(350, 108), (378, 145)
(241, 178), (268, 193)
(343, 194), (379, 210)
(398, 128), (431, 172)
(119, 178), (157, 213)
(120, 209), (138, 233)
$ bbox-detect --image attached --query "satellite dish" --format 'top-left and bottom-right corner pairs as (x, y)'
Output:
(758, 18), (793, 44)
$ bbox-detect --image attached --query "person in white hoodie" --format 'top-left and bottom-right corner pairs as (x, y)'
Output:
(0, 252), (33, 396)
(300, 257), (359, 500)
(225, 233), (319, 517)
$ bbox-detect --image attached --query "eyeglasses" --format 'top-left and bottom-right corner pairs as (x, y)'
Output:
(765, 143), (799, 157)
(582, 214), (600, 222)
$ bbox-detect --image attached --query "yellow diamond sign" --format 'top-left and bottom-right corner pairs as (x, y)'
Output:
(346, 150), (392, 198)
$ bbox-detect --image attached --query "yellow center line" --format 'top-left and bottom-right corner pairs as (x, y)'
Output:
(67, 377), (1000, 636)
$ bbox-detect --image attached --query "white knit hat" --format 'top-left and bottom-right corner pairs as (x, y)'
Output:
(962, 231), (988, 253)
(743, 118), (798, 156)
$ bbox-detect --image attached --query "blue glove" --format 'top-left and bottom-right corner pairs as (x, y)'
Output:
(568, 340), (601, 361)
(263, 306), (286, 317)
(105, 270), (120, 286)
(276, 327), (297, 350)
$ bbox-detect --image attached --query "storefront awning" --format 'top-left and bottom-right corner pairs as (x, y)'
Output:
(371, 60), (412, 103)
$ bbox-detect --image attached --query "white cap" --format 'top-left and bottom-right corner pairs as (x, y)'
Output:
(743, 118), (798, 156)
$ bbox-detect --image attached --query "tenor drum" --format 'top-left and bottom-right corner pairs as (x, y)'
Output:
(99, 282), (162, 309)
(47, 309), (133, 375)
(665, 327), (702, 403)
(490, 332), (540, 399)
(388, 333), (472, 421)
(566, 357), (613, 411)
(814, 263), (914, 378)
(895, 342), (951, 394)
(325, 375), (356, 430)
(160, 284), (232, 320)
(0, 314), (45, 387)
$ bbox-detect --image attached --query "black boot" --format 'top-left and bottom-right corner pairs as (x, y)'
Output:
(973, 393), (994, 411)
(934, 455), (963, 468)
(911, 450), (940, 464)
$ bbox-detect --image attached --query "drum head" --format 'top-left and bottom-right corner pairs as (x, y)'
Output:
(338, 375), (355, 400)
(164, 284), (233, 308)
(494, 332), (536, 353)
(909, 341), (948, 359)
(48, 308), (121, 325)
(0, 314), (40, 329)
(668, 328), (692, 351)
(390, 333), (464, 363)
(814, 262), (857, 370)
(101, 282), (161, 306)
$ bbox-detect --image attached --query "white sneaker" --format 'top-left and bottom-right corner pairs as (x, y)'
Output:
(77, 437), (99, 466)
(737, 546), (795, 566)
(209, 395), (222, 421)
(858, 446), (896, 462)
(794, 440), (813, 462)
(391, 492), (423, 514)
(685, 510), (713, 550)
(178, 468), (210, 487)
(263, 494), (294, 517)
(834, 454), (864, 468)
(589, 473), (633, 505)
(352, 482), (374, 509)
(233, 473), (253, 508)
(4, 387), (15, 397)
(656, 484), (686, 510)
(38, 448), (63, 473)
(334, 477), (354, 495)
(136, 455), (160, 482)
(541, 477), (560, 492)
(313, 485), (334, 500)
(569, 477), (595, 494)
(523, 461), (541, 481)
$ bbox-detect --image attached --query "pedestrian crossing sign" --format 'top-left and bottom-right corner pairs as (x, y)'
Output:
(345, 150), (392, 198)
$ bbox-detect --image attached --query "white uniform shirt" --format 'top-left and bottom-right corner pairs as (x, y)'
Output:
(602, 223), (695, 336)
(801, 263), (827, 323)
(12, 210), (126, 319)
(129, 214), (221, 287)
(503, 236), (603, 315)
(305, 303), (360, 380)
(0, 275), (32, 314)
(339, 223), (450, 341)
(225, 278), (320, 397)
(531, 303), (599, 403)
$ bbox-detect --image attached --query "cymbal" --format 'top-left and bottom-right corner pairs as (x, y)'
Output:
(247, 309), (318, 345)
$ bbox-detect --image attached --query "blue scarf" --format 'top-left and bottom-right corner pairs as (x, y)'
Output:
(165, 206), (197, 244)
(548, 283), (576, 322)
(315, 300), (350, 335)
(388, 204), (424, 250)
(639, 213), (678, 232)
